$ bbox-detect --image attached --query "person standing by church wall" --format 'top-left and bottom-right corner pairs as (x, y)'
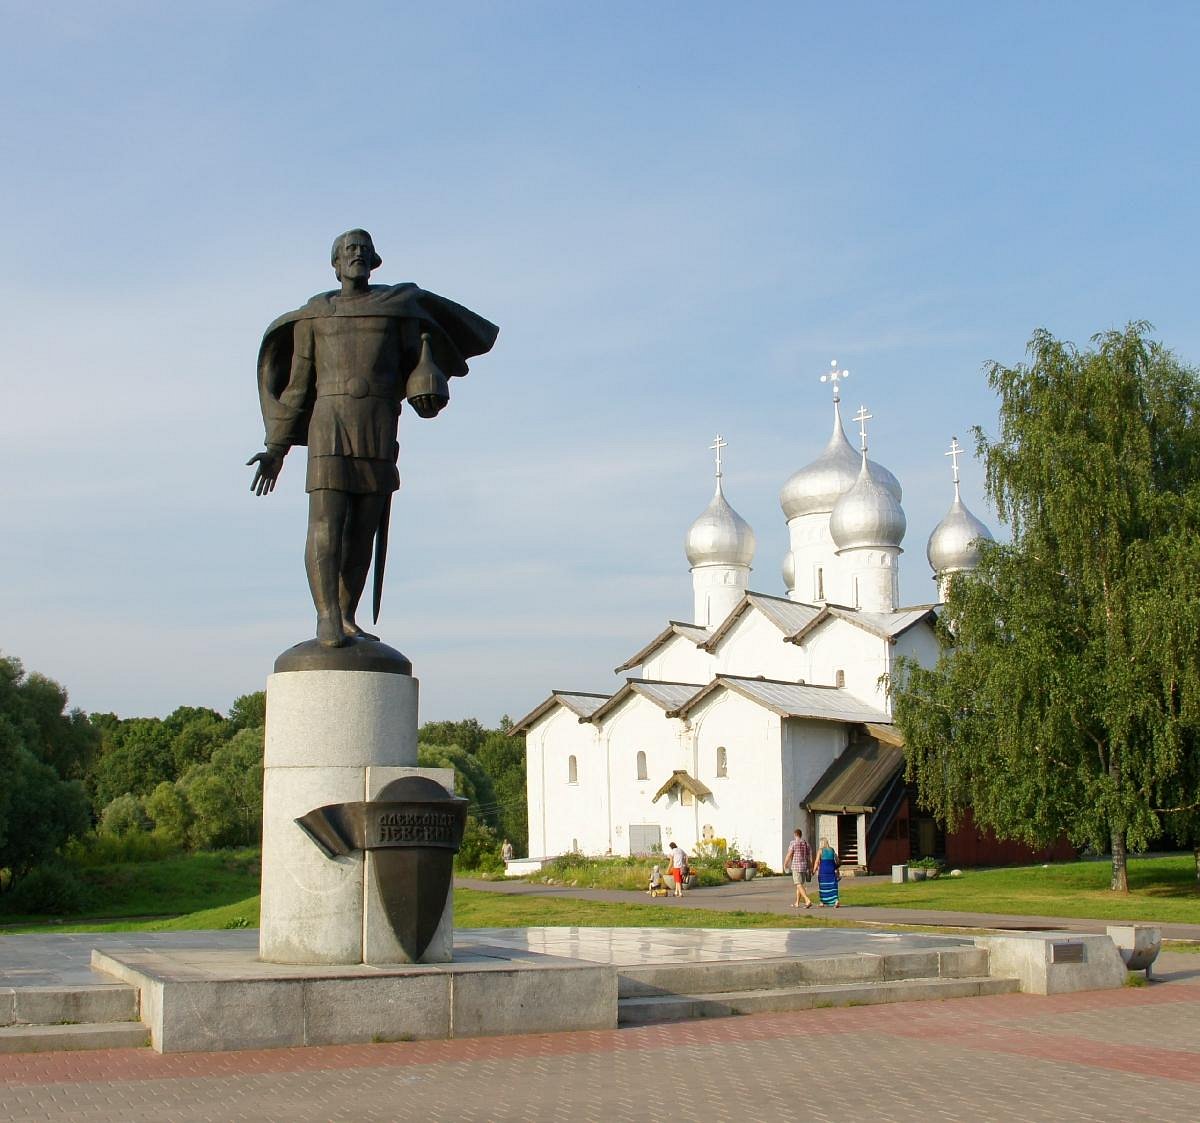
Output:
(668, 841), (687, 897)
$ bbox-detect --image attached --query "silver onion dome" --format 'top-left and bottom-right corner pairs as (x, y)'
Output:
(830, 455), (907, 551)
(780, 402), (902, 520)
(781, 549), (796, 591)
(927, 487), (994, 575)
(685, 479), (756, 568)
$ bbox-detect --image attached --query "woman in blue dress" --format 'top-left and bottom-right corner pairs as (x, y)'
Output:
(816, 838), (840, 907)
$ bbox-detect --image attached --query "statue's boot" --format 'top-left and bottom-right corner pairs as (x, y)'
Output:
(317, 613), (347, 647)
(343, 618), (379, 641)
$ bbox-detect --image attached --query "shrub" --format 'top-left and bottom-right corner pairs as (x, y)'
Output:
(457, 816), (503, 873)
(1, 865), (91, 915)
(63, 830), (178, 867)
(99, 793), (151, 837)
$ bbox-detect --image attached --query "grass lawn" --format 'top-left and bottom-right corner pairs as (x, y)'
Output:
(0, 889), (852, 936)
(0, 850), (261, 930)
(846, 855), (1200, 923)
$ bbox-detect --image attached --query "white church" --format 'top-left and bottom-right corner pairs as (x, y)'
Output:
(513, 365), (1001, 873)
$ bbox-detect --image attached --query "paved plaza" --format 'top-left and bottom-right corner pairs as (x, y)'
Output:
(1, 926), (1198, 1121)
(0, 955), (1197, 1122)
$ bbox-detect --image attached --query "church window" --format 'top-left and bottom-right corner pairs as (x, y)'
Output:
(568, 755), (578, 784)
(636, 750), (648, 781)
(716, 745), (728, 777)
(835, 669), (845, 688)
(815, 567), (824, 600)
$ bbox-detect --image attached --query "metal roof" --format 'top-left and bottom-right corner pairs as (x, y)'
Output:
(803, 737), (906, 813)
(787, 604), (937, 644)
(614, 620), (711, 673)
(651, 770), (714, 804)
(669, 675), (891, 724)
(701, 590), (821, 651)
(508, 690), (610, 734)
(587, 679), (705, 724)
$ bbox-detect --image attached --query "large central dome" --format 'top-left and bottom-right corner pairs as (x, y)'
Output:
(780, 403), (901, 520)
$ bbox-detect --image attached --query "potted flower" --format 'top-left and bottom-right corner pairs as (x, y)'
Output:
(908, 857), (944, 881)
(724, 858), (759, 881)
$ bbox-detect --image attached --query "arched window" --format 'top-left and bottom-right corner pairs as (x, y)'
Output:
(716, 745), (728, 777)
(835, 669), (845, 688)
(815, 567), (824, 601)
(568, 755), (578, 784)
(636, 750), (648, 781)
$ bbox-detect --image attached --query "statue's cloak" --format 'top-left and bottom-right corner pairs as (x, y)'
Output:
(257, 283), (499, 447)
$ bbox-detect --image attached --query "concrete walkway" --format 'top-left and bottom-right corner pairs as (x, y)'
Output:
(456, 874), (1200, 941)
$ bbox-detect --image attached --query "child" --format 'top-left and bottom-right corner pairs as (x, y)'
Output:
(647, 865), (664, 896)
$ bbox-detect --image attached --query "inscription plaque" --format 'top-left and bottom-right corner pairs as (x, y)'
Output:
(296, 775), (468, 960)
(1051, 941), (1085, 964)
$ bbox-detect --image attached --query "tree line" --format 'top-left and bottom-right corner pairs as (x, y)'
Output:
(0, 653), (527, 904)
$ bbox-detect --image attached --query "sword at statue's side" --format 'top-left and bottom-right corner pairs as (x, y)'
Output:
(372, 493), (391, 626)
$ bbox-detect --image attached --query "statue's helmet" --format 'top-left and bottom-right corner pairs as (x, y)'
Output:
(331, 229), (383, 278)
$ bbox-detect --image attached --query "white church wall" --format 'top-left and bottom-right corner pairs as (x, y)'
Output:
(710, 609), (806, 682)
(528, 706), (606, 858)
(641, 633), (714, 685)
(802, 621), (890, 708)
(690, 691), (783, 861)
(893, 621), (941, 675)
(781, 718), (846, 856)
(787, 514), (842, 604)
(601, 696), (692, 857)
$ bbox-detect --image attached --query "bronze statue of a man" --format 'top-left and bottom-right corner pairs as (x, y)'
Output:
(248, 230), (498, 649)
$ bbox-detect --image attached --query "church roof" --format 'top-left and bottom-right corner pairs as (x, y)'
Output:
(651, 770), (713, 804)
(701, 591), (822, 652)
(508, 690), (610, 734)
(587, 678), (705, 724)
(666, 675), (891, 724)
(786, 604), (937, 645)
(803, 735), (906, 813)
(614, 621), (710, 673)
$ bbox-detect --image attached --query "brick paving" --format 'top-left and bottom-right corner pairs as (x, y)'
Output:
(1, 959), (1197, 1122)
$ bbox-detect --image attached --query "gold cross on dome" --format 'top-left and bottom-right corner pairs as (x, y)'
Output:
(819, 360), (850, 402)
(945, 436), (964, 483)
(710, 433), (727, 479)
(852, 404), (872, 451)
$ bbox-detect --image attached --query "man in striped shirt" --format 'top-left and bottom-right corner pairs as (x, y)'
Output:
(784, 828), (814, 909)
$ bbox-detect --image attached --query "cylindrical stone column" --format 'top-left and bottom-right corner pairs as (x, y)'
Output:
(259, 669), (418, 964)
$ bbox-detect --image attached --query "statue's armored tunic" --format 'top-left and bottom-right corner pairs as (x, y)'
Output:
(257, 283), (498, 494)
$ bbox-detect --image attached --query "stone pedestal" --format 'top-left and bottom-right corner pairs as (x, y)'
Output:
(259, 668), (454, 965)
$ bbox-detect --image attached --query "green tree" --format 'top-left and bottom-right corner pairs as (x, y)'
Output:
(0, 656), (94, 885)
(180, 726), (264, 849)
(99, 792), (151, 837)
(476, 728), (527, 852)
(892, 325), (1200, 892)
(144, 781), (192, 847)
(417, 742), (498, 828)
(227, 692), (266, 732)
(88, 717), (175, 811)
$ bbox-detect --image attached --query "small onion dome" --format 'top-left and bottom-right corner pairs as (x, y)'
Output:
(685, 479), (756, 568)
(927, 488), (994, 575)
(782, 549), (796, 590)
(830, 455), (907, 551)
(780, 404), (902, 520)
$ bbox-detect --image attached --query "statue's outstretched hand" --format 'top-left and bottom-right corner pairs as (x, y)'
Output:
(247, 451), (283, 496)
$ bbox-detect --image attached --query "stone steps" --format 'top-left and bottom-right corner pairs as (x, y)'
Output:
(0, 1021), (150, 1053)
(617, 946), (991, 999)
(615, 946), (1019, 1026)
(618, 975), (1019, 1026)
(1, 983), (146, 1054)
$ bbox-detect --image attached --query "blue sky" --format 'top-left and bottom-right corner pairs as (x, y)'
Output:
(3, 2), (1199, 724)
